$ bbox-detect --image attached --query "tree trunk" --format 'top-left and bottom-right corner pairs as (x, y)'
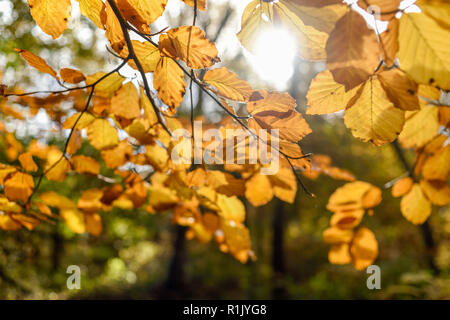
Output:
(272, 200), (287, 299)
(164, 225), (188, 293)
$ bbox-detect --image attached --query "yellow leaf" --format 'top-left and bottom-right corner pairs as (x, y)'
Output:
(67, 130), (82, 155)
(153, 57), (186, 111)
(60, 68), (86, 84)
(167, 26), (219, 69)
(78, 189), (103, 212)
(221, 218), (252, 263)
(398, 106), (440, 148)
(148, 185), (178, 211)
(306, 70), (347, 115)
(323, 227), (354, 244)
(401, 183), (432, 225)
(422, 145), (450, 181)
(86, 72), (124, 98)
(101, 141), (133, 168)
(15, 49), (58, 79)
(398, 12), (450, 90)
(269, 167), (297, 203)
(378, 67), (420, 111)
(40, 191), (76, 209)
(77, 0), (105, 29)
(420, 180), (450, 206)
(71, 155), (100, 175)
(361, 186), (382, 209)
(111, 82), (141, 119)
(27, 0), (71, 39)
(327, 181), (373, 212)
(217, 194), (245, 223)
(61, 208), (86, 234)
(87, 118), (119, 150)
(140, 86), (158, 125)
(85, 212), (102, 236)
(203, 68), (253, 102)
(326, 10), (380, 90)
(118, 0), (167, 32)
(392, 177), (414, 197)
(273, 1), (329, 60)
(120, 40), (160, 73)
(344, 76), (405, 146)
(330, 210), (365, 229)
(245, 173), (273, 207)
(19, 152), (38, 172)
(380, 18), (399, 65)
(45, 149), (70, 182)
(104, 1), (125, 52)
(181, 0), (206, 11)
(350, 227), (378, 270)
(63, 112), (95, 130)
(146, 144), (169, 171)
(329, 243), (352, 265)
(4, 172), (34, 202)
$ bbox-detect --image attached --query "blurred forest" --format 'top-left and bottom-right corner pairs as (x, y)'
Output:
(1, 0), (450, 300)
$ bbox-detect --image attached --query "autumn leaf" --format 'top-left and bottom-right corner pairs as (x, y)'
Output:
(182, 0), (206, 11)
(86, 72), (124, 98)
(28, 0), (71, 39)
(245, 173), (273, 207)
(120, 40), (160, 73)
(118, 0), (167, 32)
(378, 67), (420, 111)
(398, 11), (450, 90)
(87, 118), (120, 150)
(398, 106), (440, 148)
(350, 227), (378, 270)
(203, 68), (253, 102)
(77, 0), (105, 29)
(392, 177), (414, 197)
(15, 49), (58, 79)
(85, 212), (102, 236)
(60, 68), (86, 84)
(401, 183), (432, 225)
(110, 82), (141, 119)
(167, 26), (220, 69)
(71, 155), (100, 175)
(19, 152), (38, 172)
(344, 76), (405, 146)
(359, 0), (401, 21)
(420, 179), (450, 206)
(326, 10), (380, 90)
(4, 172), (34, 202)
(153, 57), (186, 111)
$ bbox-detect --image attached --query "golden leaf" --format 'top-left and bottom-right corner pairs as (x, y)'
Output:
(87, 118), (119, 150)
(63, 112), (95, 130)
(118, 0), (167, 32)
(378, 67), (420, 111)
(245, 173), (274, 207)
(398, 12), (450, 90)
(217, 194), (245, 223)
(420, 179), (450, 206)
(167, 26), (219, 69)
(4, 172), (34, 202)
(86, 72), (124, 98)
(15, 49), (58, 79)
(111, 82), (141, 119)
(181, 0), (206, 11)
(269, 167), (297, 203)
(120, 40), (160, 73)
(306, 70), (347, 115)
(140, 86), (158, 125)
(104, 1), (125, 52)
(40, 191), (77, 209)
(326, 11), (380, 90)
(19, 152), (38, 172)
(77, 0), (105, 29)
(392, 177), (414, 197)
(350, 227), (378, 270)
(28, 0), (71, 39)
(422, 145), (450, 181)
(344, 76), (405, 146)
(380, 18), (399, 65)
(71, 155), (100, 175)
(398, 106), (440, 148)
(60, 68), (86, 84)
(101, 141), (133, 168)
(203, 68), (253, 102)
(85, 212), (102, 236)
(401, 183), (432, 225)
(67, 130), (82, 155)
(61, 208), (86, 234)
(359, 0), (401, 20)
(323, 227), (354, 244)
(328, 244), (352, 265)
(153, 57), (186, 111)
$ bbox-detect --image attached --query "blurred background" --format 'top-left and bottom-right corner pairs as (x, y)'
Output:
(1, 0), (450, 299)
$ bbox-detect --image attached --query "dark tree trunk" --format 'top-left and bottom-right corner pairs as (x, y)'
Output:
(272, 200), (287, 299)
(164, 225), (188, 294)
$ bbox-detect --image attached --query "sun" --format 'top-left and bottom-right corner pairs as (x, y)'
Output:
(245, 27), (298, 90)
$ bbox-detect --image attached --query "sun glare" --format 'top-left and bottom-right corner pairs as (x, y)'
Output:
(246, 28), (298, 90)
